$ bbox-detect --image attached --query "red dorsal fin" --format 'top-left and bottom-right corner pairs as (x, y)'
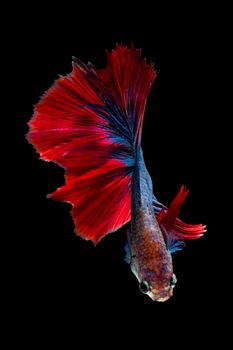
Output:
(157, 186), (206, 241)
(158, 185), (189, 228)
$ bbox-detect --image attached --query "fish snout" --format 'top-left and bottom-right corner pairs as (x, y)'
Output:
(149, 286), (173, 302)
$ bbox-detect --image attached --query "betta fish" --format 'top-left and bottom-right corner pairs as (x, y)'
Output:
(28, 44), (206, 302)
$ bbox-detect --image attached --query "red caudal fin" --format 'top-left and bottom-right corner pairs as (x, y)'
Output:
(28, 44), (157, 244)
(157, 186), (207, 243)
(98, 44), (157, 147)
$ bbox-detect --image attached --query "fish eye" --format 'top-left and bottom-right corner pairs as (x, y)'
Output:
(170, 274), (177, 287)
(139, 280), (151, 294)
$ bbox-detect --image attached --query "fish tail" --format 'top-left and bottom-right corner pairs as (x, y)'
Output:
(28, 44), (157, 244)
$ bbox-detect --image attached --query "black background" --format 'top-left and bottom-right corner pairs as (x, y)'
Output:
(7, 3), (229, 346)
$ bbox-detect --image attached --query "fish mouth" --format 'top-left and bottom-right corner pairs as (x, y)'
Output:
(156, 296), (171, 302)
(149, 288), (173, 302)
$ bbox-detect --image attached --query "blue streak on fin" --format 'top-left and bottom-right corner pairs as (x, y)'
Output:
(152, 194), (164, 215)
(124, 242), (131, 264)
(169, 240), (186, 254)
(153, 194), (185, 254)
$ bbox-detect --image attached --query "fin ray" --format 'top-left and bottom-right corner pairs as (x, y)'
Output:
(153, 186), (206, 250)
(28, 44), (156, 243)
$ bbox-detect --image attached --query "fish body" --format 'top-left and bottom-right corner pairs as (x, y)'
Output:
(129, 148), (173, 301)
(28, 44), (206, 301)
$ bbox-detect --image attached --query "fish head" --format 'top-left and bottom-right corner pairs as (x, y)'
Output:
(131, 245), (177, 302)
(139, 272), (177, 302)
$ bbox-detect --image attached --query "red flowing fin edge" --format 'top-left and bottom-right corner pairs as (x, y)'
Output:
(158, 185), (207, 240)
